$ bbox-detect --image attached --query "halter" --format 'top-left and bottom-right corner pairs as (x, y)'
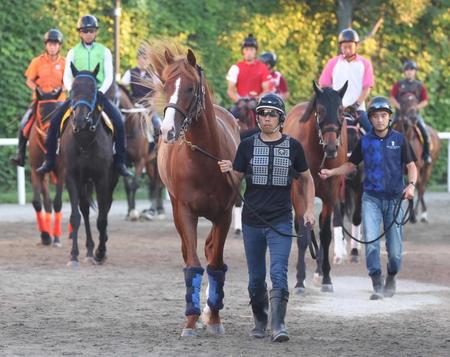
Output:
(314, 108), (343, 147)
(70, 74), (100, 133)
(163, 65), (206, 137)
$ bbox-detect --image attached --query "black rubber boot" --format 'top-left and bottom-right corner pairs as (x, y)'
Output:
(384, 274), (396, 298)
(417, 119), (432, 164)
(370, 274), (384, 300)
(36, 160), (55, 175)
(249, 288), (268, 338)
(269, 289), (289, 342)
(10, 131), (28, 167)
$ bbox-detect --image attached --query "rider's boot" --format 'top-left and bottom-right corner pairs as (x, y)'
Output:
(10, 130), (28, 167)
(249, 288), (268, 338)
(417, 118), (432, 164)
(270, 288), (289, 342)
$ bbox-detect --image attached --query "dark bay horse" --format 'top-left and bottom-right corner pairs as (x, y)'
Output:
(395, 92), (440, 222)
(147, 44), (240, 336)
(284, 81), (348, 293)
(58, 64), (118, 267)
(116, 84), (165, 221)
(28, 89), (65, 246)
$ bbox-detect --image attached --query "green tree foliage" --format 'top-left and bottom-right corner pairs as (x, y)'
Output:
(0, 0), (448, 191)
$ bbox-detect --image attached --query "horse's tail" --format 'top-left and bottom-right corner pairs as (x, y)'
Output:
(81, 180), (96, 210)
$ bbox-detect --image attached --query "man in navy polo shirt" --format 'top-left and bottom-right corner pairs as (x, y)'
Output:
(319, 96), (417, 300)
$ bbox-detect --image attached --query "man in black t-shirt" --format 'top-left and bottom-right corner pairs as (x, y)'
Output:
(218, 94), (315, 342)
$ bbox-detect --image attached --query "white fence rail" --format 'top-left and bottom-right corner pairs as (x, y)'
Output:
(2, 133), (450, 204)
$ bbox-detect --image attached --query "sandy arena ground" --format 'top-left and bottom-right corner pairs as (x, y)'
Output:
(1, 193), (449, 356)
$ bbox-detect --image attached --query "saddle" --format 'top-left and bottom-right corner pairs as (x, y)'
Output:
(60, 106), (114, 134)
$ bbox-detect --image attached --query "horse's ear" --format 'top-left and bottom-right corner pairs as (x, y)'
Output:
(164, 49), (174, 65)
(313, 80), (323, 97)
(70, 62), (79, 77)
(92, 63), (100, 77)
(187, 49), (196, 67)
(338, 81), (348, 99)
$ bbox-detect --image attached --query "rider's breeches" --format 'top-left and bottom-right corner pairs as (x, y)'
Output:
(362, 193), (403, 277)
(358, 110), (372, 133)
(99, 93), (126, 166)
(183, 266), (205, 316)
(242, 221), (293, 292)
(44, 99), (71, 162)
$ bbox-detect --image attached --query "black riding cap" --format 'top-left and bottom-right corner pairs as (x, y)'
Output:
(367, 96), (393, 116)
(403, 60), (417, 71)
(259, 52), (277, 68)
(77, 15), (99, 30)
(256, 93), (286, 119)
(241, 34), (258, 49)
(338, 28), (360, 43)
(44, 29), (63, 44)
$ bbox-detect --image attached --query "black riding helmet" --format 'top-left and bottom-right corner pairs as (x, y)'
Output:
(77, 15), (99, 30)
(241, 34), (258, 50)
(367, 96), (393, 117)
(338, 28), (360, 43)
(259, 52), (277, 68)
(44, 29), (63, 44)
(403, 60), (417, 71)
(256, 93), (286, 120)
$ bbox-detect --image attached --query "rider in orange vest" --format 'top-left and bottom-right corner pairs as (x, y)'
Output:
(10, 29), (65, 167)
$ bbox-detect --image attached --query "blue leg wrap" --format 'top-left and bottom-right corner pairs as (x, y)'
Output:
(206, 264), (228, 311)
(183, 266), (204, 316)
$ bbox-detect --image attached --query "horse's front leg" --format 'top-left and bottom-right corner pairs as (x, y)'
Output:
(294, 216), (310, 295)
(350, 182), (363, 262)
(171, 199), (203, 337)
(31, 170), (51, 246)
(66, 177), (81, 268)
(332, 202), (345, 264)
(320, 205), (334, 292)
(79, 190), (95, 264)
(201, 210), (232, 335)
(94, 177), (114, 264)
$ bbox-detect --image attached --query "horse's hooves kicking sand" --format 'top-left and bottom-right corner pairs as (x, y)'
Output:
(41, 232), (52, 246)
(67, 260), (79, 269)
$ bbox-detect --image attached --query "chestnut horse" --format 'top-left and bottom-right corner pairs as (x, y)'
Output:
(284, 81), (348, 293)
(116, 84), (165, 221)
(146, 44), (239, 336)
(58, 64), (119, 267)
(395, 92), (440, 223)
(28, 89), (65, 246)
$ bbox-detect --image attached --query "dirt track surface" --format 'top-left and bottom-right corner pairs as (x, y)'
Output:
(1, 193), (450, 356)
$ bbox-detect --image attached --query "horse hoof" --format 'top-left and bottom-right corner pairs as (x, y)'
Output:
(52, 237), (62, 248)
(333, 256), (344, 265)
(156, 213), (166, 220)
(94, 254), (107, 264)
(321, 284), (334, 293)
(128, 209), (140, 222)
(312, 273), (322, 287)
(350, 255), (359, 263)
(206, 323), (225, 335)
(294, 286), (306, 295)
(181, 328), (198, 337)
(41, 232), (52, 246)
(67, 260), (79, 269)
(84, 256), (97, 265)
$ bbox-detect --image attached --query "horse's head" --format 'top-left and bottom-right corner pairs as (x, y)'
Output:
(160, 49), (205, 143)
(69, 62), (100, 134)
(398, 92), (419, 128)
(312, 81), (347, 158)
(36, 88), (62, 123)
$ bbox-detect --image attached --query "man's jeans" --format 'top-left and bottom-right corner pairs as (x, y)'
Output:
(362, 192), (403, 277)
(242, 221), (293, 292)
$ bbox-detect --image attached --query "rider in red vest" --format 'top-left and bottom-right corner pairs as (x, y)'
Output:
(10, 29), (65, 167)
(259, 52), (289, 101)
(226, 34), (271, 119)
(390, 60), (431, 164)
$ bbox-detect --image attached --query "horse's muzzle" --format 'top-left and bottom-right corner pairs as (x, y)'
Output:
(325, 145), (338, 159)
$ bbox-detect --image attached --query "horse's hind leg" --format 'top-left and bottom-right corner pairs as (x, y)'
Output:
(41, 177), (54, 244)
(31, 171), (51, 246)
(202, 211), (232, 335)
(332, 203), (345, 265)
(124, 175), (139, 221)
(52, 181), (64, 247)
(350, 188), (363, 262)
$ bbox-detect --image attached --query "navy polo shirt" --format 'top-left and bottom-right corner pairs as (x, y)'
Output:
(349, 129), (416, 199)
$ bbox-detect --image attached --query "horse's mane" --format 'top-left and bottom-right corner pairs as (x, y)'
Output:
(117, 83), (132, 102)
(300, 94), (316, 122)
(140, 40), (214, 115)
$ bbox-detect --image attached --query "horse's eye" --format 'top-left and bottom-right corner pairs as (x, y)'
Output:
(186, 86), (194, 93)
